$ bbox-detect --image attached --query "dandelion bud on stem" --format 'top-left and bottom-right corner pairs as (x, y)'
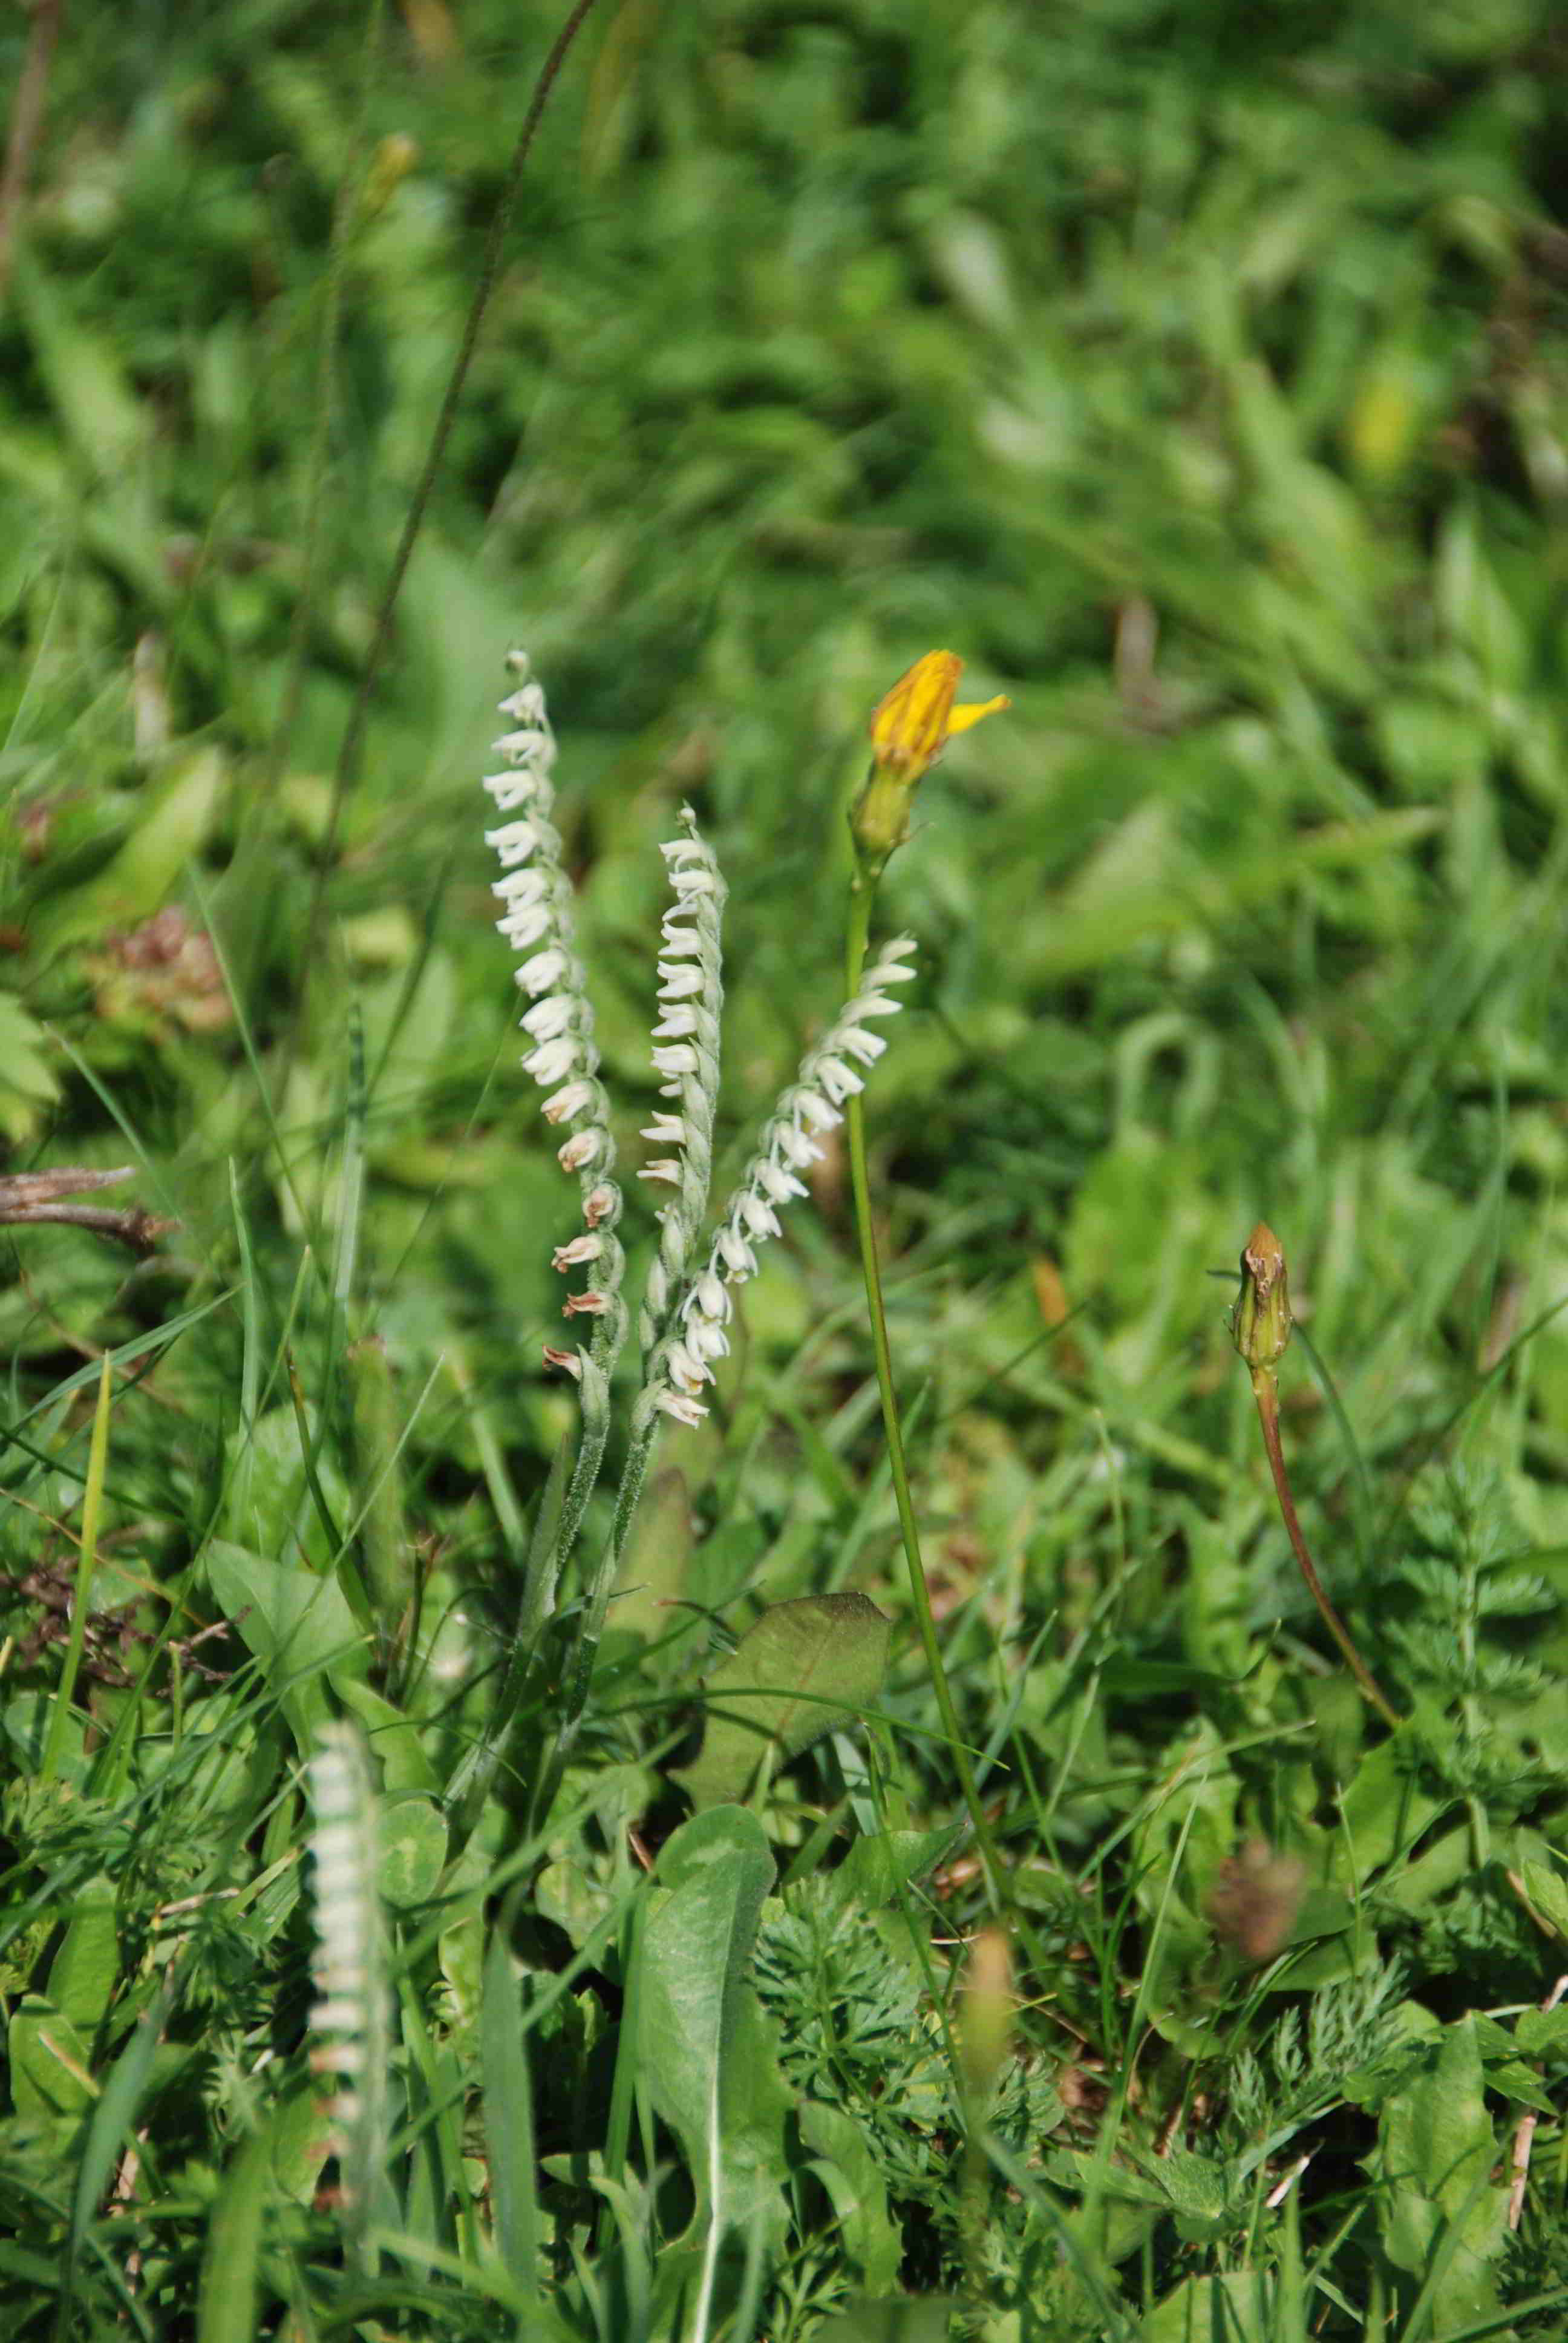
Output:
(851, 649), (1008, 882)
(1230, 1220), (1293, 1373)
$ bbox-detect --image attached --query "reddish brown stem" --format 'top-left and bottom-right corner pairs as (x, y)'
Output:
(1250, 1365), (1400, 1729)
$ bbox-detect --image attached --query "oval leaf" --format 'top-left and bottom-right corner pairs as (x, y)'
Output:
(673, 1593), (891, 1812)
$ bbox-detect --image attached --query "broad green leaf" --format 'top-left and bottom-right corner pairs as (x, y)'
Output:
(638, 1807), (792, 2263)
(797, 2100), (901, 2292)
(1516, 2005), (1568, 2060)
(0, 992), (60, 1145)
(379, 1795), (448, 1909)
(613, 1464), (693, 1641)
(206, 1541), (366, 1751)
(1520, 1858), (1568, 1941)
(220, 1403), (353, 1572)
(1332, 1728), (1449, 1884)
(1371, 2014), (1509, 2324)
(1140, 2270), (1275, 2341)
(673, 1593), (891, 1812)
(333, 1677), (438, 1794)
(267, 2084), (335, 2205)
(535, 1858), (615, 1950)
(47, 1873), (118, 2038)
(9, 1996), (93, 2117)
(2, 1692), (85, 1782)
(815, 2304), (956, 2343)
(28, 751), (224, 958)
(12, 256), (143, 474)
(828, 1825), (963, 1912)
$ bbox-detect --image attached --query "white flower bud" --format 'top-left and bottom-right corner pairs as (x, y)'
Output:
(816, 1055), (864, 1104)
(716, 1226), (756, 1278)
(497, 906), (551, 951)
(739, 1193), (782, 1239)
(521, 993), (573, 1043)
(656, 1387), (708, 1426)
(839, 1025), (887, 1065)
(516, 946), (568, 995)
(557, 1127), (603, 1172)
(485, 820), (541, 867)
(652, 1008), (699, 1040)
(524, 1036), (578, 1086)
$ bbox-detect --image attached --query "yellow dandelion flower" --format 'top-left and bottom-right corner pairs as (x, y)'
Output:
(852, 650), (1010, 877)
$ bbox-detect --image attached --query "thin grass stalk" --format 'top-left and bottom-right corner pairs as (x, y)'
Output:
(42, 1356), (113, 1787)
(295, 0), (608, 1014)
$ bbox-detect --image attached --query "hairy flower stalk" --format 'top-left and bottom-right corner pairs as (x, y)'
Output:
(451, 656), (639, 1824)
(841, 650), (1013, 1916)
(547, 941), (917, 1766)
(307, 1724), (390, 2255)
(483, 652), (629, 1588)
(637, 809), (725, 1360)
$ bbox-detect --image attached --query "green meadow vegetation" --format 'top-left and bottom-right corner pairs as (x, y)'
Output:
(5, 0), (1568, 2333)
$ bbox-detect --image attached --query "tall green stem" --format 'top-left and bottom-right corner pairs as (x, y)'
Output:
(843, 876), (1004, 1911)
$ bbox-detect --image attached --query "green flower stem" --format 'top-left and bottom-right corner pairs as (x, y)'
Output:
(530, 1398), (664, 1831)
(843, 874), (1004, 1912)
(1249, 1364), (1401, 1729)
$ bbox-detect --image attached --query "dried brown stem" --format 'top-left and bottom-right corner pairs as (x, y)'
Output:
(1508, 1973), (1568, 2231)
(0, 1168), (176, 1257)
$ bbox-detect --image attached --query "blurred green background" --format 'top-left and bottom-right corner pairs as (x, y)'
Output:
(5, 0), (1568, 1625)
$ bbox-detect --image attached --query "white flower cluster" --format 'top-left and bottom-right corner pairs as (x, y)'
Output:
(482, 654), (624, 1375)
(306, 1725), (386, 2173)
(640, 827), (722, 1163)
(637, 814), (725, 1348)
(652, 936), (917, 1426)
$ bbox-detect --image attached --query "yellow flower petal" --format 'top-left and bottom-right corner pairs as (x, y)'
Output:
(854, 649), (1011, 877)
(869, 650), (962, 778)
(868, 652), (1009, 779)
(945, 693), (1011, 739)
